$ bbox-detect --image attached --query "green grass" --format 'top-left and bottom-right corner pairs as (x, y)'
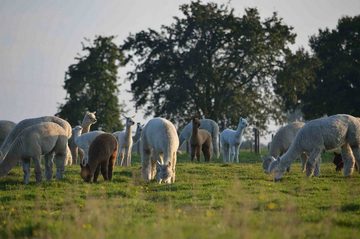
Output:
(0, 151), (359, 239)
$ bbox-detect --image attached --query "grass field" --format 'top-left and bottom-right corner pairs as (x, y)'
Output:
(0, 151), (359, 239)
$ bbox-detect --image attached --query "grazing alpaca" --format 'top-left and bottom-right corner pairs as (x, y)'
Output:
(141, 117), (179, 184)
(190, 118), (213, 162)
(269, 114), (360, 181)
(179, 119), (220, 158)
(0, 116), (72, 164)
(69, 111), (97, 164)
(132, 123), (143, 154)
(113, 116), (135, 166)
(80, 133), (118, 182)
(262, 122), (308, 173)
(220, 117), (248, 163)
(0, 122), (68, 184)
(0, 120), (16, 146)
(73, 127), (105, 164)
(333, 152), (358, 172)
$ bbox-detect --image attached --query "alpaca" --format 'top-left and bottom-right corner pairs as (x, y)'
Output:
(69, 111), (97, 164)
(332, 152), (358, 172)
(141, 117), (179, 184)
(178, 118), (220, 158)
(0, 122), (68, 184)
(73, 128), (105, 164)
(220, 117), (248, 163)
(262, 122), (308, 173)
(0, 116), (72, 165)
(190, 118), (213, 162)
(268, 114), (360, 181)
(113, 116), (135, 166)
(132, 122), (143, 154)
(0, 120), (16, 146)
(80, 133), (118, 182)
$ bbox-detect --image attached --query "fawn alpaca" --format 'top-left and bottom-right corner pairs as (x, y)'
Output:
(190, 118), (212, 162)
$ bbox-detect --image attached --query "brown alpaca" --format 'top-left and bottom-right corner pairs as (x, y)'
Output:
(190, 118), (213, 162)
(80, 133), (117, 182)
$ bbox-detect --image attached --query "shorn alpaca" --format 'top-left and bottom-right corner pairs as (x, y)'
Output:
(179, 118), (220, 158)
(80, 133), (118, 182)
(262, 122), (307, 173)
(69, 111), (97, 164)
(141, 117), (179, 184)
(190, 118), (213, 162)
(113, 116), (135, 166)
(73, 127), (105, 164)
(0, 120), (16, 146)
(0, 122), (68, 184)
(0, 116), (72, 165)
(220, 117), (248, 163)
(268, 114), (360, 181)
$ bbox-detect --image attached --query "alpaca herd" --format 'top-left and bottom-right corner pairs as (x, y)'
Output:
(0, 113), (359, 184)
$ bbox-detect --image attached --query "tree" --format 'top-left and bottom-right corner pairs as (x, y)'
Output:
(301, 15), (360, 119)
(57, 36), (126, 131)
(121, 1), (296, 129)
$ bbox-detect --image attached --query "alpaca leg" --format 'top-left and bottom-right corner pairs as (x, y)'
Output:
(305, 148), (322, 177)
(100, 161), (109, 181)
(190, 145), (196, 162)
(350, 146), (360, 173)
(300, 152), (308, 172)
(44, 153), (54, 180)
(78, 148), (85, 164)
(65, 145), (72, 166)
(33, 156), (42, 183)
(93, 165), (101, 182)
(342, 144), (355, 176)
(54, 153), (66, 180)
(313, 157), (321, 177)
(141, 147), (152, 181)
(230, 145), (236, 163)
(70, 145), (78, 165)
(196, 146), (201, 162)
(234, 146), (240, 163)
(222, 144), (229, 163)
(108, 150), (117, 180)
(171, 152), (177, 183)
(22, 158), (31, 184)
(202, 145), (211, 162)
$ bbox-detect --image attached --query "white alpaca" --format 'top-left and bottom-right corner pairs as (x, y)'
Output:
(0, 120), (16, 146)
(73, 128), (105, 164)
(113, 116), (135, 166)
(69, 111), (97, 164)
(132, 123), (143, 154)
(0, 116), (72, 165)
(178, 118), (220, 158)
(0, 122), (68, 184)
(141, 117), (179, 184)
(268, 114), (360, 181)
(262, 122), (307, 173)
(220, 117), (248, 163)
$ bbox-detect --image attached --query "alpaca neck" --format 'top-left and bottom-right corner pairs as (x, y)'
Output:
(81, 122), (92, 134)
(268, 143), (281, 158)
(0, 141), (22, 177)
(235, 127), (245, 138)
(124, 125), (133, 145)
(192, 125), (198, 137)
(278, 142), (301, 171)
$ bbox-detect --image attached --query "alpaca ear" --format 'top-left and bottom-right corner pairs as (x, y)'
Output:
(92, 111), (96, 114)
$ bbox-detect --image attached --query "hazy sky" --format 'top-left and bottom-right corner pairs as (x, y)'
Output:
(1, 0), (359, 136)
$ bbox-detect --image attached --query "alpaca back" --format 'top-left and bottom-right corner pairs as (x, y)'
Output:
(88, 133), (118, 165)
(75, 130), (105, 150)
(0, 120), (16, 146)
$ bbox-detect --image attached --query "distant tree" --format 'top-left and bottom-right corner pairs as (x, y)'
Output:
(300, 15), (360, 119)
(121, 1), (296, 129)
(58, 36), (126, 131)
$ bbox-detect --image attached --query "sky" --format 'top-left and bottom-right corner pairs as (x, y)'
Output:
(0, 0), (359, 141)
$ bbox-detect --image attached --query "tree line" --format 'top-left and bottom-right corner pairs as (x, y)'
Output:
(57, 1), (360, 133)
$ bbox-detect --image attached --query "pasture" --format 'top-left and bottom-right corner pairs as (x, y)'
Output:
(0, 151), (359, 239)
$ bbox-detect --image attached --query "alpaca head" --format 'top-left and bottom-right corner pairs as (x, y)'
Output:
(83, 111), (97, 125)
(192, 117), (201, 128)
(80, 163), (92, 182)
(156, 161), (174, 184)
(237, 117), (249, 130)
(125, 116), (135, 128)
(333, 152), (343, 171)
(268, 158), (285, 182)
(262, 156), (276, 173)
(72, 125), (83, 136)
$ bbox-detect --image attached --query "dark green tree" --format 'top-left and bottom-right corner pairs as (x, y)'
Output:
(58, 36), (126, 131)
(121, 1), (296, 129)
(300, 15), (360, 119)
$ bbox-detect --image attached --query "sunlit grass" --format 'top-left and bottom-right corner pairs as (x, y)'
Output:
(0, 151), (359, 238)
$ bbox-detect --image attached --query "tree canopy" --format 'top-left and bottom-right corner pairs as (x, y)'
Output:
(121, 1), (296, 129)
(57, 36), (126, 131)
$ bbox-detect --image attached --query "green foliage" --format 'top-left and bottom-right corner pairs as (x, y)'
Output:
(0, 152), (359, 238)
(58, 36), (126, 131)
(121, 1), (296, 129)
(301, 15), (360, 119)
